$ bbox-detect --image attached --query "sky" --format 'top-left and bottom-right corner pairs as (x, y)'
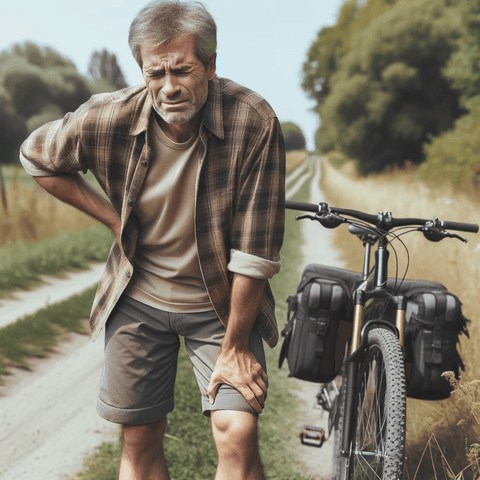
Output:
(0, 0), (344, 151)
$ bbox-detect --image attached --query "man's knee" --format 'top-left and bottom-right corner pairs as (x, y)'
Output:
(122, 416), (167, 455)
(211, 410), (259, 454)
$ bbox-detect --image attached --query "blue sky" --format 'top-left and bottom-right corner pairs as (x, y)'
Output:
(0, 0), (344, 150)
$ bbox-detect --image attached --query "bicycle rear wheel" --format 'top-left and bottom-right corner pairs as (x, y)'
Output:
(342, 328), (406, 480)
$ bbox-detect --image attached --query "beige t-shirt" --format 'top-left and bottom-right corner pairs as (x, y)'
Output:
(124, 117), (212, 312)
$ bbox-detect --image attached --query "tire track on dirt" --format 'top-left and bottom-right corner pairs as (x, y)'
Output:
(287, 155), (343, 480)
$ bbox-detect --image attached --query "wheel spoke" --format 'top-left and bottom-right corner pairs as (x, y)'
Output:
(345, 329), (406, 480)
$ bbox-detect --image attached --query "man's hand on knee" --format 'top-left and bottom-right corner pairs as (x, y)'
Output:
(207, 346), (268, 414)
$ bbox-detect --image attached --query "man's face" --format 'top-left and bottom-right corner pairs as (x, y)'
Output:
(141, 35), (216, 131)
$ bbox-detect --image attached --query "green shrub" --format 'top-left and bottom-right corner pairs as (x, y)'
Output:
(419, 97), (480, 185)
(280, 122), (306, 151)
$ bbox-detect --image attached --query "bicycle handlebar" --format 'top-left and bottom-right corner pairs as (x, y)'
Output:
(285, 200), (479, 233)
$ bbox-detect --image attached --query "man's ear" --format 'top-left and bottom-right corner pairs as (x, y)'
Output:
(207, 53), (217, 80)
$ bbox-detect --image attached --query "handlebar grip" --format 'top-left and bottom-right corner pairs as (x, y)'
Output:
(441, 220), (479, 233)
(285, 200), (318, 213)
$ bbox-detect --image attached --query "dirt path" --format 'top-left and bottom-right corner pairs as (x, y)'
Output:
(0, 156), (342, 479)
(288, 156), (343, 480)
(0, 264), (119, 480)
(0, 330), (119, 480)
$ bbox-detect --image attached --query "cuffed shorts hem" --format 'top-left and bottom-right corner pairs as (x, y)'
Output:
(96, 397), (175, 425)
(201, 392), (259, 418)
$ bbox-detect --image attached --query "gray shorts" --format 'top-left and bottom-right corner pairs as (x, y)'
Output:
(97, 295), (266, 425)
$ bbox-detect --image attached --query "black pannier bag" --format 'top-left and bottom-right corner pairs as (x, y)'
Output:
(404, 289), (470, 400)
(279, 264), (352, 383)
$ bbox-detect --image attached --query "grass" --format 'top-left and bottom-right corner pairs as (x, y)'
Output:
(0, 225), (113, 298)
(319, 155), (480, 479)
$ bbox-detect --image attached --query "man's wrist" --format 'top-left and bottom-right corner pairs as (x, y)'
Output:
(221, 331), (250, 352)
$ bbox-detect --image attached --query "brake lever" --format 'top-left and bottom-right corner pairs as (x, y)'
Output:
(446, 232), (467, 243)
(296, 214), (317, 221)
(422, 222), (467, 243)
(296, 213), (345, 229)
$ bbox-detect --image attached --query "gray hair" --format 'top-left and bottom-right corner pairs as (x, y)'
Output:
(129, 0), (217, 68)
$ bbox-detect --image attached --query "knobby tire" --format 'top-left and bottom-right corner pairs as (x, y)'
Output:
(334, 328), (406, 480)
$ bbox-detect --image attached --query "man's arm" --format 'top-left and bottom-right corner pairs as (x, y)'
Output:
(207, 273), (268, 414)
(34, 174), (122, 246)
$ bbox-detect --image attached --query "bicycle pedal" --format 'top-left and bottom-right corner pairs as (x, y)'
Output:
(298, 425), (325, 448)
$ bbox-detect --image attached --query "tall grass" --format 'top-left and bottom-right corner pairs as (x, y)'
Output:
(320, 156), (480, 478)
(0, 166), (102, 245)
(286, 150), (309, 175)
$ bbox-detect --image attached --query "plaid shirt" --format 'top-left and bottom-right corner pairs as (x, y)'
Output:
(20, 76), (286, 348)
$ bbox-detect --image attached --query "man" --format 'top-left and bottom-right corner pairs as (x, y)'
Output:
(20, 1), (285, 479)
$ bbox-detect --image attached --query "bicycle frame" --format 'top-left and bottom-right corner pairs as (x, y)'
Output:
(340, 232), (406, 469)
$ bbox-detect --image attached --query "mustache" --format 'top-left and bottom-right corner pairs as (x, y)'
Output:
(156, 91), (185, 103)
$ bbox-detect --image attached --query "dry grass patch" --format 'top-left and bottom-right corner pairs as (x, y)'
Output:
(286, 150), (309, 175)
(1, 176), (99, 246)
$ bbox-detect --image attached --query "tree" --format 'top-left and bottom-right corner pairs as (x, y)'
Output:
(0, 42), (94, 166)
(0, 43), (92, 123)
(88, 49), (128, 90)
(302, 0), (398, 113)
(281, 122), (306, 151)
(318, 0), (462, 174)
(302, 0), (359, 110)
(443, 0), (480, 105)
(419, 0), (480, 186)
(0, 86), (28, 210)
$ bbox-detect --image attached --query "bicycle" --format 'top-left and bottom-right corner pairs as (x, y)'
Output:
(284, 200), (478, 480)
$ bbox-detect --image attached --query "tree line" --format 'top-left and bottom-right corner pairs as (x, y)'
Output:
(303, 0), (480, 185)
(0, 41), (308, 163)
(0, 42), (127, 166)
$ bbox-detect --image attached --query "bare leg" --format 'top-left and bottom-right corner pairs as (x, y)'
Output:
(211, 410), (265, 480)
(119, 417), (171, 480)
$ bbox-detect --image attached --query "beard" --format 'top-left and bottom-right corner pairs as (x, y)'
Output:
(152, 86), (208, 125)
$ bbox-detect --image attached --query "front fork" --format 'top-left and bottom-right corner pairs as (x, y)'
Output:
(339, 290), (406, 463)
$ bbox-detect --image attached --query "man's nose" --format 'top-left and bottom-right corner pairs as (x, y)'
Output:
(162, 74), (180, 97)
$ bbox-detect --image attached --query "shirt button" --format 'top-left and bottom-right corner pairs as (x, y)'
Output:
(126, 271), (132, 278)
(128, 200), (134, 206)
(142, 160), (148, 167)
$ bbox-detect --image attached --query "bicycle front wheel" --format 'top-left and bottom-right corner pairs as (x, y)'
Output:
(348, 327), (406, 480)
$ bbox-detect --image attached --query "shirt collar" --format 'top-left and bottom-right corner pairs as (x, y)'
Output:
(129, 87), (154, 136)
(201, 76), (225, 140)
(129, 76), (225, 140)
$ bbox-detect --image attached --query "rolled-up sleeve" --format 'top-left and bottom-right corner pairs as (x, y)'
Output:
(19, 109), (88, 177)
(230, 116), (286, 270)
(227, 249), (281, 279)
(19, 152), (58, 176)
